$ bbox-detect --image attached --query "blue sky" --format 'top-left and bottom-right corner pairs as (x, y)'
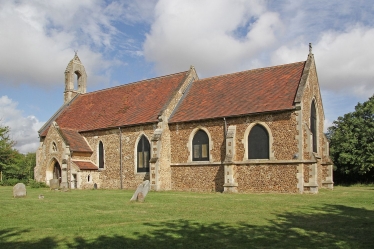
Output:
(0, 0), (373, 153)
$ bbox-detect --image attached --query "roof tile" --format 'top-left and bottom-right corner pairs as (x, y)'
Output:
(72, 161), (98, 170)
(55, 71), (188, 132)
(169, 61), (305, 123)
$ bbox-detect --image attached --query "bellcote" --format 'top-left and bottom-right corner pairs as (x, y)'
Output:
(64, 53), (87, 103)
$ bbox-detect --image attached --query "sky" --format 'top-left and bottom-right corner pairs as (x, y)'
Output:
(0, 0), (373, 154)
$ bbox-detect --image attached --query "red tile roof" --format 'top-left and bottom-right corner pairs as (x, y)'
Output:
(60, 129), (92, 153)
(72, 161), (98, 170)
(169, 62), (305, 123)
(53, 71), (188, 132)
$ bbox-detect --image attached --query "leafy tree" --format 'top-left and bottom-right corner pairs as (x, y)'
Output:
(328, 95), (374, 184)
(0, 124), (17, 180)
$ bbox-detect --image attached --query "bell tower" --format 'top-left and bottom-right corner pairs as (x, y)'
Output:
(64, 52), (87, 103)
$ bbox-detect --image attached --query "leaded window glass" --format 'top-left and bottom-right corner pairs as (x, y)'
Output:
(311, 101), (317, 153)
(248, 124), (269, 159)
(137, 135), (150, 172)
(192, 130), (209, 161)
(99, 141), (104, 168)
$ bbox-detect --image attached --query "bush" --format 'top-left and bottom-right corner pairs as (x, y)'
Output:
(0, 178), (27, 186)
(28, 179), (48, 188)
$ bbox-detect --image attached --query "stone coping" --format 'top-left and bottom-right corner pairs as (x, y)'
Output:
(170, 159), (318, 166)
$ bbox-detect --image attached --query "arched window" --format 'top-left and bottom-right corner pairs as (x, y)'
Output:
(98, 141), (104, 169)
(52, 142), (57, 152)
(137, 135), (150, 172)
(311, 101), (317, 153)
(248, 124), (269, 159)
(192, 130), (209, 161)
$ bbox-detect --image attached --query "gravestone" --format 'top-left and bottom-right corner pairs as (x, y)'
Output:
(94, 183), (97, 189)
(13, 183), (27, 198)
(130, 180), (150, 202)
(50, 179), (59, 189)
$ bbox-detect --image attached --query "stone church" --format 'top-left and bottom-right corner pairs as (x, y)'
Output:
(34, 48), (333, 193)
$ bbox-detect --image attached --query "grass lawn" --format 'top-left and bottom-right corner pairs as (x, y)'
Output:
(0, 186), (373, 249)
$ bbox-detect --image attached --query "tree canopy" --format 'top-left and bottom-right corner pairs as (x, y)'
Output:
(328, 95), (374, 184)
(0, 124), (36, 183)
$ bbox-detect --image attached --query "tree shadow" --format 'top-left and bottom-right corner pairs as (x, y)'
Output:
(1, 205), (373, 248)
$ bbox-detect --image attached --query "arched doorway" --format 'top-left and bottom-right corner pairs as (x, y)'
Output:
(53, 161), (62, 183)
(46, 159), (62, 187)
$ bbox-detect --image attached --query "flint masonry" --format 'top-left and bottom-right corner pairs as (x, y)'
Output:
(34, 49), (333, 193)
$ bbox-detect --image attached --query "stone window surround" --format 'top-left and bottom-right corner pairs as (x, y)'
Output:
(50, 141), (58, 153)
(134, 132), (151, 175)
(309, 97), (319, 154)
(187, 127), (213, 163)
(242, 122), (275, 161)
(97, 141), (105, 170)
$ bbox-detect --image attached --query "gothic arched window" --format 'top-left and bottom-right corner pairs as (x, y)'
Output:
(98, 141), (104, 169)
(137, 135), (150, 172)
(192, 130), (209, 161)
(311, 101), (317, 153)
(248, 124), (269, 159)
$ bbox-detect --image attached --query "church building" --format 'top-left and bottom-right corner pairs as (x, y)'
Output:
(34, 48), (333, 193)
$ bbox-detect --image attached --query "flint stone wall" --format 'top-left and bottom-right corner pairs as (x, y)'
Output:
(35, 125), (66, 184)
(236, 164), (298, 193)
(82, 124), (154, 189)
(171, 165), (224, 192)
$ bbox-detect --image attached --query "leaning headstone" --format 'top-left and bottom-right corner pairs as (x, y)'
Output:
(130, 180), (150, 202)
(13, 183), (27, 198)
(49, 179), (59, 190)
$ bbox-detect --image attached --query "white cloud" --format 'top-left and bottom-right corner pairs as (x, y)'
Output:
(0, 96), (44, 154)
(143, 0), (282, 77)
(271, 25), (374, 99)
(0, 0), (136, 88)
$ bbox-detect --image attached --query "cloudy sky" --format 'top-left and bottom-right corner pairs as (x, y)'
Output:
(0, 0), (373, 153)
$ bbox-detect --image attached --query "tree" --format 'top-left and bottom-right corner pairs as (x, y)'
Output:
(0, 124), (17, 181)
(328, 95), (374, 183)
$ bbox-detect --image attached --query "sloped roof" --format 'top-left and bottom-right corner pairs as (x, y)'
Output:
(60, 129), (92, 153)
(72, 161), (98, 170)
(169, 61), (305, 123)
(47, 71), (188, 133)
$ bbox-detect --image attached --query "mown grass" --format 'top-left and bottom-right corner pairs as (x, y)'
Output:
(0, 186), (373, 248)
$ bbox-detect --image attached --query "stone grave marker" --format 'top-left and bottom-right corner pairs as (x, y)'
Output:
(130, 180), (150, 202)
(49, 179), (59, 190)
(13, 183), (27, 198)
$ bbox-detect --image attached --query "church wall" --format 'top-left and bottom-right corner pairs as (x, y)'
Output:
(169, 111), (300, 192)
(170, 111), (299, 163)
(35, 125), (67, 185)
(171, 165), (224, 192)
(155, 68), (198, 190)
(81, 124), (155, 189)
(236, 164), (298, 193)
(301, 61), (325, 161)
(301, 60), (332, 189)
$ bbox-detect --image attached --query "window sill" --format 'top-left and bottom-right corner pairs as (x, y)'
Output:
(171, 161), (220, 166)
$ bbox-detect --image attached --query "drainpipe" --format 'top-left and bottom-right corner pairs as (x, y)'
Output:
(119, 127), (123, 189)
(223, 117), (227, 138)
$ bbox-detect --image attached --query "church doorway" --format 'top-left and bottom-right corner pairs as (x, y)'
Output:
(46, 159), (62, 187)
(53, 162), (62, 183)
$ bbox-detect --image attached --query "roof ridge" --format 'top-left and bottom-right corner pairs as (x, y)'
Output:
(83, 70), (189, 95)
(198, 61), (305, 82)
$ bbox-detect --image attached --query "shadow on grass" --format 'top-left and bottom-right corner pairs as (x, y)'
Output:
(1, 204), (373, 249)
